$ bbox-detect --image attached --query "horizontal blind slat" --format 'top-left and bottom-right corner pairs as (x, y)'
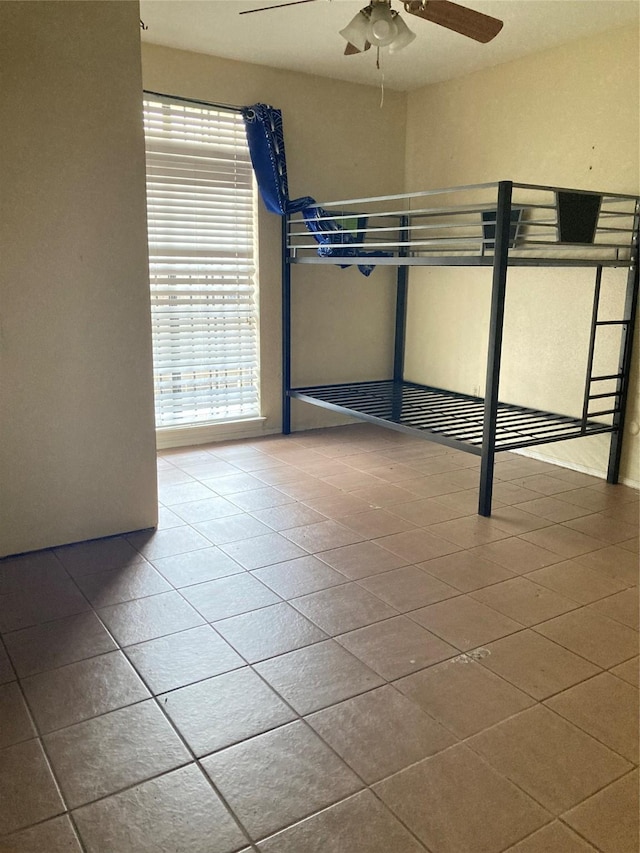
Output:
(144, 97), (260, 429)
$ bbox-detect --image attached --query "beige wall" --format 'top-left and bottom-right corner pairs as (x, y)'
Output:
(0, 1), (157, 557)
(404, 26), (639, 484)
(142, 44), (407, 435)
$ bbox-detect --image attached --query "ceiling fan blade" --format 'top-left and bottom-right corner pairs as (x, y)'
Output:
(344, 41), (372, 55)
(403, 1), (503, 43)
(239, 0), (318, 15)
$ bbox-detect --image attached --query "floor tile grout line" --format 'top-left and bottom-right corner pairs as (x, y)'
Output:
(540, 676), (640, 764)
(144, 715), (257, 853)
(414, 582), (583, 628)
(389, 660), (640, 777)
(37, 635), (258, 853)
(260, 789), (434, 852)
(133, 624), (399, 850)
(273, 567), (601, 649)
(493, 820), (600, 853)
(366, 745), (556, 853)
(388, 648), (534, 717)
(526, 621), (638, 670)
(59, 805), (89, 853)
(3, 675), (90, 852)
(584, 589), (640, 628)
(556, 791), (633, 853)
(199, 673), (436, 852)
(0, 811), (87, 851)
(22, 691), (156, 739)
(0, 547), (123, 642)
(472, 637), (609, 703)
(519, 569), (635, 605)
(351, 571), (568, 625)
(157, 554), (291, 632)
(210, 619), (332, 664)
(120, 586), (442, 851)
(476, 686), (638, 766)
(0, 633), (17, 682)
(82, 763), (248, 850)
(459, 702), (636, 818)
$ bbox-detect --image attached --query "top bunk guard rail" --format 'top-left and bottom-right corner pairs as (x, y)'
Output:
(287, 181), (639, 267)
(296, 181), (639, 207)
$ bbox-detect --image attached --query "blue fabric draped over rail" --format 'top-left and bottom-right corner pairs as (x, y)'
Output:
(241, 104), (314, 215)
(241, 103), (391, 276)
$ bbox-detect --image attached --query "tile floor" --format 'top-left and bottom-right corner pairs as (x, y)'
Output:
(0, 423), (638, 852)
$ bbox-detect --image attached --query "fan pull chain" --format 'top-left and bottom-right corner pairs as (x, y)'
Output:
(376, 47), (385, 108)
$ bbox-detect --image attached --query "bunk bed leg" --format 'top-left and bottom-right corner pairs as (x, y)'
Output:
(479, 181), (513, 517)
(282, 214), (292, 435)
(606, 242), (639, 483)
(392, 216), (410, 422)
(479, 454), (495, 517)
(394, 217), (409, 383)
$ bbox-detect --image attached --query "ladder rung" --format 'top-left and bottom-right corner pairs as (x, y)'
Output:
(588, 392), (620, 400)
(588, 408), (620, 417)
(590, 374), (623, 382)
(595, 320), (629, 326)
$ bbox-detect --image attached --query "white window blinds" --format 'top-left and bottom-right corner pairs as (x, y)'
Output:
(143, 96), (260, 429)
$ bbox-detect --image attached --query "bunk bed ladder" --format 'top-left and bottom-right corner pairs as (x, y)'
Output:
(604, 225), (639, 482)
(479, 181), (513, 517)
(581, 266), (610, 429)
(580, 225), (639, 483)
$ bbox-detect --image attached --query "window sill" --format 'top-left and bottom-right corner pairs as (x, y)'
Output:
(156, 417), (271, 450)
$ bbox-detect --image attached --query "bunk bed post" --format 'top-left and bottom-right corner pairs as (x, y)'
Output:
(391, 215), (410, 422)
(606, 230), (639, 482)
(282, 213), (292, 435)
(393, 216), (409, 383)
(479, 181), (513, 517)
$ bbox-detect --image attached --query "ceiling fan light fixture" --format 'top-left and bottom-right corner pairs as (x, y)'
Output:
(367, 2), (398, 46)
(388, 10), (416, 52)
(338, 10), (371, 52)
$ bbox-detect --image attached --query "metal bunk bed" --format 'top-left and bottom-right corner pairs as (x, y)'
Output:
(281, 181), (639, 516)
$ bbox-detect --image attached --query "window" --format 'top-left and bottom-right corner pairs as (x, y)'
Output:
(143, 95), (260, 431)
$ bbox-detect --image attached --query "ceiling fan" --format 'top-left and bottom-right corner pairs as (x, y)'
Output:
(239, 1), (503, 55)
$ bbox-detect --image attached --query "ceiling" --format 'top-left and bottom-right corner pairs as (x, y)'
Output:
(139, 0), (640, 91)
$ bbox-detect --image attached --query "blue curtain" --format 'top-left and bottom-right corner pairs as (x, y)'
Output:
(241, 104), (314, 214)
(242, 103), (391, 276)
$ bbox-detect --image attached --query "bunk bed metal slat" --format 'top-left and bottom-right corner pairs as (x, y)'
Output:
(289, 379), (613, 453)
